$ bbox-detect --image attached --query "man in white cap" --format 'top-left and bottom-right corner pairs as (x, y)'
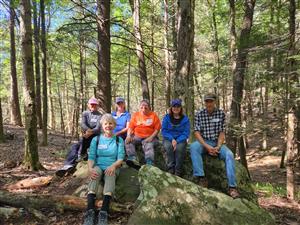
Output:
(56, 97), (102, 177)
(190, 93), (239, 198)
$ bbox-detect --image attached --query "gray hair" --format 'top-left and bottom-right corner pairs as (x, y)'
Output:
(100, 113), (116, 128)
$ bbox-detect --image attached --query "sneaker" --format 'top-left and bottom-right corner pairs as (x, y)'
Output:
(55, 165), (75, 177)
(198, 177), (208, 188)
(83, 209), (95, 225)
(228, 187), (240, 199)
(126, 159), (141, 170)
(97, 210), (108, 225)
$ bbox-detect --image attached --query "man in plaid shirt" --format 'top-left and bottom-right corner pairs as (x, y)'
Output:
(190, 93), (239, 198)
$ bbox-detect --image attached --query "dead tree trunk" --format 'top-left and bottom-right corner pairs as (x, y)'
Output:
(9, 0), (23, 127)
(20, 0), (42, 171)
(96, 0), (111, 113)
(129, 0), (150, 100)
(33, 0), (42, 129)
(40, 0), (48, 145)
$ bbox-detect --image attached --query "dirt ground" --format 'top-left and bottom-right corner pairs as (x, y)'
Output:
(0, 122), (299, 225)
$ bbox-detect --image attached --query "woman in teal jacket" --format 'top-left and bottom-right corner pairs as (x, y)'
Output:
(161, 99), (190, 177)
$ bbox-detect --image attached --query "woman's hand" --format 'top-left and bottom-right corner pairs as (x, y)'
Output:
(172, 139), (177, 151)
(89, 168), (99, 180)
(105, 165), (116, 176)
(125, 136), (133, 144)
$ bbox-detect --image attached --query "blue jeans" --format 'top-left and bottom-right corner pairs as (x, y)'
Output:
(190, 140), (237, 187)
(163, 140), (187, 176)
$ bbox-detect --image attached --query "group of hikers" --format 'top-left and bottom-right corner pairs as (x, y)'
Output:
(55, 93), (240, 225)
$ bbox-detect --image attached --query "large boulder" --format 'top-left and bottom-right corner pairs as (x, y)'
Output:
(127, 166), (275, 225)
(136, 144), (256, 202)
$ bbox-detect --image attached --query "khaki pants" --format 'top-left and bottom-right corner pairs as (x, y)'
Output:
(88, 166), (118, 195)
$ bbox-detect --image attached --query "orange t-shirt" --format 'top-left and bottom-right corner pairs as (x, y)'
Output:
(129, 111), (161, 138)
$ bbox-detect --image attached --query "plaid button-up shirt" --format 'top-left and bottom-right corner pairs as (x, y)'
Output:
(194, 108), (225, 141)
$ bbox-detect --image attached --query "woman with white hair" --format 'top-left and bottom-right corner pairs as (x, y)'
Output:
(83, 114), (125, 225)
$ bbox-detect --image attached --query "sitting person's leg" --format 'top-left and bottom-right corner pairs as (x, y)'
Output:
(81, 134), (97, 156)
(174, 142), (187, 176)
(218, 145), (237, 188)
(190, 141), (206, 177)
(218, 145), (239, 198)
(142, 138), (156, 165)
(163, 139), (175, 174)
(98, 170), (118, 225)
(125, 136), (142, 161)
(83, 166), (103, 225)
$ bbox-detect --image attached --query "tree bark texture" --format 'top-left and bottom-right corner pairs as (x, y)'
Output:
(96, 0), (111, 113)
(20, 0), (41, 171)
(9, 0), (23, 127)
(129, 0), (150, 100)
(40, 0), (48, 145)
(33, 0), (42, 129)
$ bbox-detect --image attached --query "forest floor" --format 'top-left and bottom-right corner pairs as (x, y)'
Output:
(0, 117), (299, 225)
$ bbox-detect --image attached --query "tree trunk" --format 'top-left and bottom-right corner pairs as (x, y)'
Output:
(129, 0), (150, 100)
(47, 67), (55, 130)
(127, 54), (131, 111)
(0, 98), (4, 143)
(9, 0), (23, 127)
(164, 0), (171, 108)
(174, 0), (195, 123)
(33, 0), (42, 129)
(228, 0), (256, 163)
(55, 74), (65, 137)
(96, 0), (111, 113)
(40, 0), (48, 145)
(286, 111), (296, 200)
(20, 0), (42, 171)
(79, 32), (85, 113)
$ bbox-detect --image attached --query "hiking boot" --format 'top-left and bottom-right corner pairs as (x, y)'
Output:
(97, 210), (108, 225)
(228, 187), (240, 199)
(198, 177), (208, 188)
(55, 165), (75, 177)
(83, 209), (95, 225)
(126, 159), (141, 170)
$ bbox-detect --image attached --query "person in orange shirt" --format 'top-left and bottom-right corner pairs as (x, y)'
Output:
(125, 99), (161, 168)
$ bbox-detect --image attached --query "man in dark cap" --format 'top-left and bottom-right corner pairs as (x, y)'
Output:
(190, 93), (239, 198)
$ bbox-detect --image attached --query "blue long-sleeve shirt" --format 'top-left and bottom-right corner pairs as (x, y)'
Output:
(88, 135), (125, 170)
(161, 114), (190, 143)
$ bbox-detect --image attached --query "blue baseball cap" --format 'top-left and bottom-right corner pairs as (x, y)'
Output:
(171, 99), (182, 107)
(116, 97), (125, 104)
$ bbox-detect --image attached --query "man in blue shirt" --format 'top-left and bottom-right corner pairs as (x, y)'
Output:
(190, 93), (239, 198)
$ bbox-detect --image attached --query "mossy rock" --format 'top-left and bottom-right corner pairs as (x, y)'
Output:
(127, 166), (275, 225)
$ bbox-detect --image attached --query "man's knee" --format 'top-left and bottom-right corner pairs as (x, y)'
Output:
(190, 141), (201, 153)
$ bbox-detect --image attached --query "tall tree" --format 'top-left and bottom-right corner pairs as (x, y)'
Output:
(40, 0), (48, 145)
(164, 0), (171, 107)
(33, 0), (42, 129)
(129, 0), (150, 100)
(20, 0), (42, 170)
(286, 0), (297, 201)
(96, 0), (111, 113)
(9, 0), (23, 126)
(228, 0), (256, 172)
(174, 0), (195, 122)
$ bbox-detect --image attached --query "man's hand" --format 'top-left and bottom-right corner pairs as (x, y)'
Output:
(172, 139), (177, 151)
(105, 165), (116, 176)
(83, 129), (93, 138)
(205, 145), (219, 156)
(89, 168), (99, 180)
